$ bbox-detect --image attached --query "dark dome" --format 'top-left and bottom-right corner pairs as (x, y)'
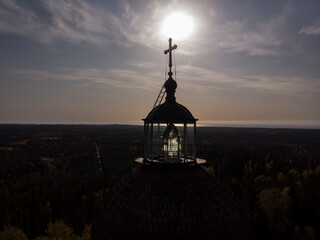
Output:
(92, 165), (252, 240)
(164, 75), (177, 92)
(144, 76), (196, 123)
(145, 102), (196, 123)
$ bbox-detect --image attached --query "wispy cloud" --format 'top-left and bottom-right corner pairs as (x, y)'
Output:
(0, 0), (42, 38)
(0, 0), (209, 52)
(242, 75), (320, 96)
(0, 0), (160, 47)
(8, 61), (319, 98)
(0, 0), (298, 57)
(299, 19), (320, 35)
(41, 1), (117, 44)
(8, 66), (161, 91)
(178, 64), (320, 96)
(207, 3), (294, 56)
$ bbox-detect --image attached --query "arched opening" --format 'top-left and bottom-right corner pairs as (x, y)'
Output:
(163, 123), (181, 162)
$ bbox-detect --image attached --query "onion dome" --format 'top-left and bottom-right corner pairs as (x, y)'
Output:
(164, 75), (177, 102)
(145, 77), (196, 123)
(92, 164), (252, 240)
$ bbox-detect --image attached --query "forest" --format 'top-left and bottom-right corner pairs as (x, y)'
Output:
(0, 124), (319, 240)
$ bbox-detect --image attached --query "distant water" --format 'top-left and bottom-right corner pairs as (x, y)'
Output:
(197, 120), (320, 129)
(199, 123), (320, 129)
(128, 120), (320, 129)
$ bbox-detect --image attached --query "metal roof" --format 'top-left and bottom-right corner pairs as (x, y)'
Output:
(92, 164), (252, 240)
(144, 76), (197, 123)
(144, 101), (197, 123)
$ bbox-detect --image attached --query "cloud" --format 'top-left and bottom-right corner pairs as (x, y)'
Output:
(177, 64), (320, 96)
(0, 0), (42, 37)
(206, 3), (294, 56)
(0, 0), (206, 52)
(7, 59), (319, 98)
(0, 0), (154, 46)
(0, 0), (296, 57)
(41, 1), (116, 44)
(8, 65), (162, 92)
(242, 75), (320, 96)
(299, 19), (320, 35)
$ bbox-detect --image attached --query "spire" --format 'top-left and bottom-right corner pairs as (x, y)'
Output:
(164, 38), (177, 77)
(164, 38), (178, 103)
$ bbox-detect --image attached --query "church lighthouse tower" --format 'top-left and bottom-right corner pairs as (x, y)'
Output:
(140, 38), (202, 165)
(92, 39), (252, 240)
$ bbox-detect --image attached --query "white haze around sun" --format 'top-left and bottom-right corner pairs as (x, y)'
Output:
(161, 12), (194, 41)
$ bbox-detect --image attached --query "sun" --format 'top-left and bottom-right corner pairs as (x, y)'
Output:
(161, 12), (194, 41)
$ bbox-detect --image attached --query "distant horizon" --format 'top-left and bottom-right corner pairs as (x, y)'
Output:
(1, 120), (319, 130)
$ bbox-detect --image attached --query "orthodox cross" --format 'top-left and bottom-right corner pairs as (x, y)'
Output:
(164, 38), (177, 76)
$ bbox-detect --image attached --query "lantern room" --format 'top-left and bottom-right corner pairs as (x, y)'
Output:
(143, 76), (198, 164)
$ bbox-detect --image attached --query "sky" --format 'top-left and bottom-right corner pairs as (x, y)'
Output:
(0, 0), (319, 128)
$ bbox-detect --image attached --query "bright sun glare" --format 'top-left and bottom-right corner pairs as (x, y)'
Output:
(161, 12), (194, 41)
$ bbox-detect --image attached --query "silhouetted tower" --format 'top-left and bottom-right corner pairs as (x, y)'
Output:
(140, 38), (203, 165)
(92, 39), (252, 240)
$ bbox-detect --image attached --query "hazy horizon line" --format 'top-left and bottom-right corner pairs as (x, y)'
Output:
(1, 121), (319, 130)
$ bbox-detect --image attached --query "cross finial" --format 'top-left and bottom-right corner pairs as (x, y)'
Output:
(164, 38), (177, 76)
